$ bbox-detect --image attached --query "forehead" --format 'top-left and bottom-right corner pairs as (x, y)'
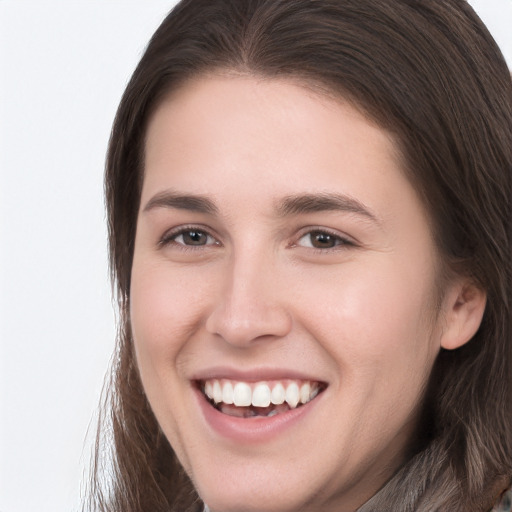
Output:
(146, 73), (391, 139)
(143, 75), (403, 198)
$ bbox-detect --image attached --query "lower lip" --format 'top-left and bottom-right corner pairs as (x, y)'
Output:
(194, 386), (323, 443)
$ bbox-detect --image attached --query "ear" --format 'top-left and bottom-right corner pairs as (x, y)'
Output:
(440, 280), (486, 350)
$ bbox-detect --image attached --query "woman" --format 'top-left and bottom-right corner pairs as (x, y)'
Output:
(87, 1), (512, 511)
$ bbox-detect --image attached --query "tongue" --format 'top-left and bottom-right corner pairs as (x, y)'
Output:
(219, 403), (291, 418)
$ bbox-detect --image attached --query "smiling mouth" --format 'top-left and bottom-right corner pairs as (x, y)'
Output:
(199, 379), (326, 418)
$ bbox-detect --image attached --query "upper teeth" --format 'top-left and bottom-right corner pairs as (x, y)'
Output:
(203, 379), (321, 409)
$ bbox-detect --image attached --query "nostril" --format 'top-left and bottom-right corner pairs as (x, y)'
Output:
(205, 302), (293, 347)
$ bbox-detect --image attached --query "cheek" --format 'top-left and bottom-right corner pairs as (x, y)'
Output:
(314, 267), (439, 439)
(128, 261), (214, 458)
(299, 259), (440, 383)
(129, 261), (212, 378)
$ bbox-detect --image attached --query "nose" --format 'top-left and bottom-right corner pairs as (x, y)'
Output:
(205, 253), (293, 347)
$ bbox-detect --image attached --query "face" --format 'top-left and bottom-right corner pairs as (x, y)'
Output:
(130, 75), (446, 512)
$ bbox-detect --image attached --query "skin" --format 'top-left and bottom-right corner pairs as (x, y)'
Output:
(130, 75), (486, 512)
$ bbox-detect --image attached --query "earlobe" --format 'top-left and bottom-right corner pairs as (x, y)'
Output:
(440, 281), (487, 351)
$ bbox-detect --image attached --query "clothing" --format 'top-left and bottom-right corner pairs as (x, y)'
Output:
(493, 488), (512, 512)
(203, 489), (512, 512)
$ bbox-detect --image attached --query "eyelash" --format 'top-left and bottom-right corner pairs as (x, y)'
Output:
(293, 227), (354, 252)
(159, 225), (220, 250)
(159, 225), (355, 252)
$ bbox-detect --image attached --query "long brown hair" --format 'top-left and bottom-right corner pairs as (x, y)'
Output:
(86, 1), (512, 510)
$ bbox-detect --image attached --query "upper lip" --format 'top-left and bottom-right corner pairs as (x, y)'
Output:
(190, 366), (327, 384)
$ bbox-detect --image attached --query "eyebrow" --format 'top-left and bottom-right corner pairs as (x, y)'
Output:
(143, 190), (219, 215)
(276, 193), (379, 223)
(143, 190), (378, 223)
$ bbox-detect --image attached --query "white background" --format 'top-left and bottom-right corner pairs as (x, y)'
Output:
(0, 2), (510, 511)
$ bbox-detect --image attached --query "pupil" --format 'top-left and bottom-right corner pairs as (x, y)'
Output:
(312, 231), (335, 248)
(184, 230), (206, 245)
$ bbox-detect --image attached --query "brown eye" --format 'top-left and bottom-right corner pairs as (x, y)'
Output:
(181, 230), (209, 245)
(298, 230), (348, 249)
(169, 229), (217, 247)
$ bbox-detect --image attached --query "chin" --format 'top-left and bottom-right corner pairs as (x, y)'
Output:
(199, 486), (310, 512)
